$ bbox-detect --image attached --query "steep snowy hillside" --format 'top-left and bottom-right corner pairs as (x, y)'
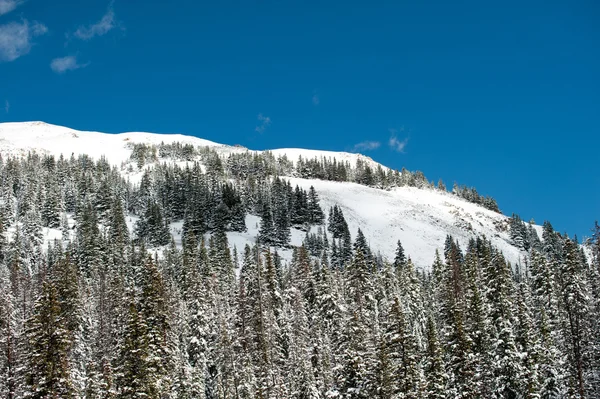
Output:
(0, 121), (531, 269)
(291, 178), (526, 268)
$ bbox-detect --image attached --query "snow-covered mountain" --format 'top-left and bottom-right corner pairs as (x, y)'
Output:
(0, 121), (383, 171)
(0, 121), (532, 269)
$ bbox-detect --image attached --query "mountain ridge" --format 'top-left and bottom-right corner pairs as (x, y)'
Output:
(0, 121), (384, 172)
(0, 121), (531, 269)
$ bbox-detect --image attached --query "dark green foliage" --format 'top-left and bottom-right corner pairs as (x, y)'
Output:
(452, 183), (500, 212)
(0, 146), (596, 399)
(258, 201), (277, 246)
(24, 281), (75, 399)
(307, 186), (325, 224)
(135, 200), (171, 247)
(116, 297), (153, 399)
(393, 240), (406, 272)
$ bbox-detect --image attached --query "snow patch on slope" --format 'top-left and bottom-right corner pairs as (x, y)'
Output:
(288, 178), (526, 269)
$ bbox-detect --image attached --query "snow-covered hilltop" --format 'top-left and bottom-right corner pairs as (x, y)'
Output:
(0, 121), (225, 166)
(0, 121), (531, 269)
(0, 121), (383, 170)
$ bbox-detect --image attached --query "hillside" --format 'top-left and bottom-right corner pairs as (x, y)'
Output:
(1, 121), (597, 399)
(0, 121), (529, 269)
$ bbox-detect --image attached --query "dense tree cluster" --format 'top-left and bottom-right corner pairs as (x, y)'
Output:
(0, 150), (597, 398)
(509, 213), (542, 251)
(129, 141), (501, 212)
(452, 183), (500, 213)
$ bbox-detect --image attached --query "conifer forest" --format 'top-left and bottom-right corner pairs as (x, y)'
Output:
(0, 145), (599, 399)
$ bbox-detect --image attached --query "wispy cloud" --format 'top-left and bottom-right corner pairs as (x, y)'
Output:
(50, 55), (89, 74)
(312, 93), (320, 106)
(73, 3), (117, 40)
(4, 100), (9, 113)
(0, 20), (47, 62)
(255, 113), (271, 133)
(0, 0), (23, 16)
(352, 140), (381, 152)
(388, 128), (409, 153)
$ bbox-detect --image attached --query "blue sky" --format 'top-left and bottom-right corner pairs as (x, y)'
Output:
(1, 0), (598, 238)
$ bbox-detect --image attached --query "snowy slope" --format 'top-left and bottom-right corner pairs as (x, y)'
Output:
(0, 121), (530, 269)
(289, 178), (524, 268)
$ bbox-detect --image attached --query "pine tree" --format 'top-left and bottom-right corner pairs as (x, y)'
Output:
(135, 200), (170, 247)
(116, 296), (153, 399)
(339, 311), (375, 399)
(41, 177), (61, 228)
(307, 186), (325, 225)
(537, 308), (563, 399)
(230, 202), (247, 232)
(52, 256), (88, 396)
(76, 201), (101, 276)
(587, 222), (600, 397)
(139, 257), (173, 396)
(353, 229), (372, 266)
(259, 201), (276, 247)
(423, 314), (446, 399)
(393, 240), (407, 273)
(485, 251), (522, 399)
(0, 287), (20, 399)
(274, 204), (291, 248)
(439, 237), (476, 399)
(515, 282), (542, 399)
(559, 238), (589, 398)
(386, 297), (421, 399)
(463, 241), (492, 397)
(24, 281), (75, 399)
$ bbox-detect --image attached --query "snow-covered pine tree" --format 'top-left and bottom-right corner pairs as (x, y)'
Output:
(24, 281), (75, 399)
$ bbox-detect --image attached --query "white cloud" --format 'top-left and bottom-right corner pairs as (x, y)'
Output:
(312, 93), (320, 106)
(0, 20), (47, 62)
(4, 100), (9, 113)
(0, 0), (23, 16)
(388, 128), (409, 153)
(32, 22), (47, 36)
(352, 140), (380, 152)
(255, 113), (271, 133)
(74, 4), (116, 40)
(50, 55), (89, 74)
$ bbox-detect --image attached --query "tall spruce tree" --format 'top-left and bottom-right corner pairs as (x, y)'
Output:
(24, 281), (75, 399)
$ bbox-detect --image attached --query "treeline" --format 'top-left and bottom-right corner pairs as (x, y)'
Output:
(1, 207), (599, 397)
(452, 183), (501, 213)
(128, 141), (501, 212)
(0, 151), (329, 253)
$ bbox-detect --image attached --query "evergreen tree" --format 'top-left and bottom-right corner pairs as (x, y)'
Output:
(559, 238), (589, 398)
(135, 200), (171, 247)
(393, 240), (407, 273)
(24, 281), (75, 399)
(386, 297), (421, 398)
(423, 314), (446, 399)
(259, 201), (276, 247)
(486, 251), (523, 398)
(307, 186), (325, 225)
(0, 287), (20, 399)
(116, 296), (153, 399)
